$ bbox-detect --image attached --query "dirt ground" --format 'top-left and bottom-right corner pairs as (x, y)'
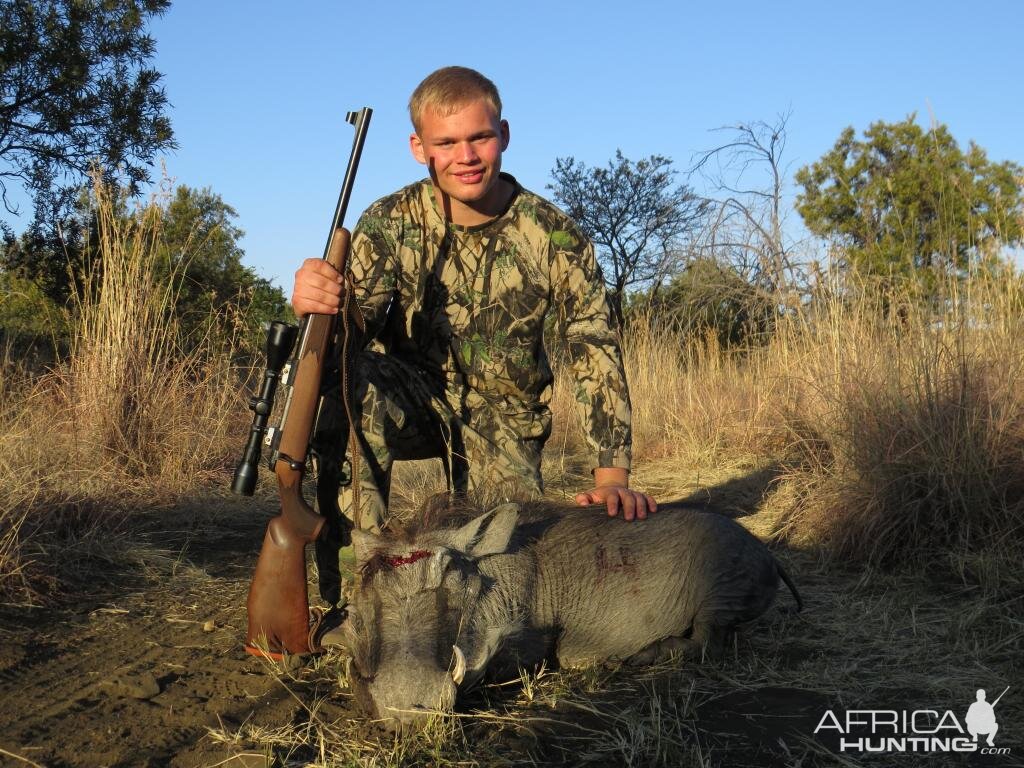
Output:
(0, 496), (316, 768)
(0, 479), (1018, 767)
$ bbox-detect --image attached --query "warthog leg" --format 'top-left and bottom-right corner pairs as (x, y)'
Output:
(682, 622), (728, 661)
(626, 623), (729, 666)
(625, 636), (681, 666)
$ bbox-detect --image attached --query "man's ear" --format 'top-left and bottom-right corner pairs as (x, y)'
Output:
(410, 132), (427, 165)
(499, 119), (510, 151)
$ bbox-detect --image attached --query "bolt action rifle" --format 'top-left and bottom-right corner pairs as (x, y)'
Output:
(231, 107), (371, 658)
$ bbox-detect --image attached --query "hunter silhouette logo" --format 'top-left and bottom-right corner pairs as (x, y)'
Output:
(814, 686), (1012, 756)
(965, 687), (1008, 747)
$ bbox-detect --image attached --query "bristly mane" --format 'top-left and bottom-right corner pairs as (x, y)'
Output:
(377, 492), (527, 539)
(416, 492), (478, 530)
(358, 492), (554, 585)
(414, 490), (545, 531)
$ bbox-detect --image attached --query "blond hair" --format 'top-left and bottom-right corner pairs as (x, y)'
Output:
(408, 66), (502, 132)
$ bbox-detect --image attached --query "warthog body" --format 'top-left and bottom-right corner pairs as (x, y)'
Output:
(343, 500), (800, 728)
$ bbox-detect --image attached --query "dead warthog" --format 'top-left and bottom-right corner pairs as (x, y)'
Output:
(341, 499), (801, 728)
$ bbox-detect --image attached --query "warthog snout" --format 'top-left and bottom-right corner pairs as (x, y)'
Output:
(348, 654), (459, 731)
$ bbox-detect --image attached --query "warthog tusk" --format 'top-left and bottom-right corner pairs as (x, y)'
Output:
(451, 645), (466, 685)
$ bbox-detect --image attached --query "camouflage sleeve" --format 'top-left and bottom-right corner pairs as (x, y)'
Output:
(348, 201), (402, 343)
(550, 230), (632, 472)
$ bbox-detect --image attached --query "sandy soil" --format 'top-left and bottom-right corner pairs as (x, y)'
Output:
(0, 497), (337, 768)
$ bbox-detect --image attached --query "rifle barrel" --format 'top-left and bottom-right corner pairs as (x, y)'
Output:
(275, 109), (372, 463)
(323, 107), (373, 260)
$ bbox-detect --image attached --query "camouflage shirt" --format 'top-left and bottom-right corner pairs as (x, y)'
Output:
(349, 174), (632, 471)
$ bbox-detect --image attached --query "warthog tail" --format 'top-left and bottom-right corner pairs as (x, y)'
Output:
(777, 562), (803, 612)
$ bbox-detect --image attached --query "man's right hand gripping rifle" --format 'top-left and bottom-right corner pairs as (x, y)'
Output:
(292, 258), (348, 318)
(232, 108), (371, 660)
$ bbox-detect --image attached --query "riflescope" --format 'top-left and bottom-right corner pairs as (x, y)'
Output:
(231, 321), (299, 495)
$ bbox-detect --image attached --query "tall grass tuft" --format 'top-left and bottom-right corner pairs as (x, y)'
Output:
(0, 179), (250, 603)
(544, 267), (1015, 582)
(66, 179), (242, 486)
(607, 270), (1024, 580)
(621, 313), (784, 466)
(770, 275), (1024, 576)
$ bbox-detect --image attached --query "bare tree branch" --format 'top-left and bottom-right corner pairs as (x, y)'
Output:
(689, 113), (805, 298)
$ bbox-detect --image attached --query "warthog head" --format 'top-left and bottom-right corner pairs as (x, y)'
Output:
(343, 503), (521, 730)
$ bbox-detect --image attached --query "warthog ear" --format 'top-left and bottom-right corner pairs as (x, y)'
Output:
(451, 503), (520, 559)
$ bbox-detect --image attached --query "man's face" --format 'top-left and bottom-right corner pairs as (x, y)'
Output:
(410, 99), (510, 211)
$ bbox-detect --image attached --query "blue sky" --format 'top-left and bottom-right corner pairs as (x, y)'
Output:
(8, 1), (1024, 288)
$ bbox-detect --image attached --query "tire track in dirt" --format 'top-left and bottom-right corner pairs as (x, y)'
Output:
(0, 579), (255, 765)
(0, 500), (354, 767)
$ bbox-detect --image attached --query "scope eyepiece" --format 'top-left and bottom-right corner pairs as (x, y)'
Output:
(232, 458), (259, 496)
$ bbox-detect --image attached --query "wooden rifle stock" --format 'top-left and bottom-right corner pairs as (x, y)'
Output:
(245, 108), (371, 659)
(245, 232), (348, 657)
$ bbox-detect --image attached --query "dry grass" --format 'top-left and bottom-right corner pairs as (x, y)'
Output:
(768, 276), (1024, 579)
(0, 180), (250, 604)
(622, 315), (786, 468)
(65, 179), (246, 487)
(580, 274), (1024, 585)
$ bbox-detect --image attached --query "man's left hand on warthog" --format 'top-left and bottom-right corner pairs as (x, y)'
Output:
(341, 498), (802, 730)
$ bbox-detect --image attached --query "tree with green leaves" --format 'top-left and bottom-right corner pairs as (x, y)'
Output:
(1, 185), (289, 354)
(0, 268), (69, 354)
(156, 185), (290, 349)
(645, 257), (776, 348)
(0, 0), (175, 226)
(0, 214), (88, 304)
(795, 117), (1024, 286)
(549, 151), (706, 327)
